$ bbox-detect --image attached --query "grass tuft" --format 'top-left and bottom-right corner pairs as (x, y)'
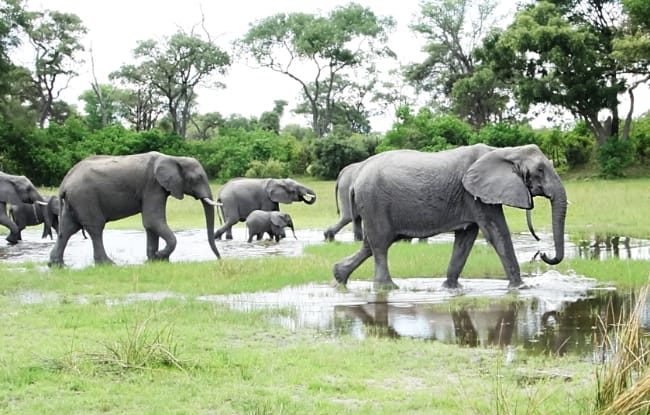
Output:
(596, 284), (650, 414)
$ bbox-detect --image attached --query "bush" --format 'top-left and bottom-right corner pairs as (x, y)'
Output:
(245, 159), (290, 178)
(596, 137), (634, 178)
(471, 122), (541, 147)
(309, 133), (370, 179)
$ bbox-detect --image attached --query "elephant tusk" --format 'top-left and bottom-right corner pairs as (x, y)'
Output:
(36, 200), (48, 206)
(202, 197), (222, 206)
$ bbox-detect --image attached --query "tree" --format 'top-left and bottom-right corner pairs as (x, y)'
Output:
(259, 100), (288, 134)
(187, 111), (224, 140)
(238, 3), (396, 137)
(109, 64), (163, 131)
(405, 0), (507, 128)
(79, 84), (121, 131)
(486, 0), (630, 145)
(0, 0), (28, 102)
(24, 10), (87, 127)
(112, 27), (230, 138)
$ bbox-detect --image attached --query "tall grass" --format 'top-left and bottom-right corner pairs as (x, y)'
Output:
(596, 285), (650, 414)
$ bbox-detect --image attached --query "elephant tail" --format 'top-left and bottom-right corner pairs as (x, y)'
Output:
(334, 180), (341, 215)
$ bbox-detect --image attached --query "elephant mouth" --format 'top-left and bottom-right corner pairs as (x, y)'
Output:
(301, 193), (317, 204)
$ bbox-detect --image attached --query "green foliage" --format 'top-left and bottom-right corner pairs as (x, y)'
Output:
(309, 132), (371, 179)
(187, 129), (302, 181)
(630, 113), (650, 162)
(245, 159), (290, 178)
(596, 137), (635, 178)
(379, 106), (473, 152)
(470, 122), (540, 148)
(564, 122), (596, 167)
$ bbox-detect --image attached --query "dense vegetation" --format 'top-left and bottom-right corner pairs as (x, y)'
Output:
(1, 0), (650, 185)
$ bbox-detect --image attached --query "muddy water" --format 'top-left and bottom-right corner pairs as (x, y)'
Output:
(2, 227), (649, 268)
(196, 272), (630, 357)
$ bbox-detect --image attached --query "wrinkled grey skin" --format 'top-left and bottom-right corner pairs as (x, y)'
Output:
(0, 172), (49, 245)
(49, 151), (221, 267)
(324, 161), (364, 242)
(215, 178), (316, 240)
(10, 195), (61, 240)
(246, 210), (296, 242)
(333, 144), (568, 290)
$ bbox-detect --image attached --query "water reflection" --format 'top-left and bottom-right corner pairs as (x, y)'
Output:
(196, 273), (640, 358)
(576, 234), (650, 260)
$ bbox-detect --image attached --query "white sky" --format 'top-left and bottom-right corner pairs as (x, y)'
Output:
(18, 0), (650, 132)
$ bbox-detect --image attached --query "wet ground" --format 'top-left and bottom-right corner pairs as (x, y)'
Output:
(3, 226), (650, 358)
(2, 227), (650, 268)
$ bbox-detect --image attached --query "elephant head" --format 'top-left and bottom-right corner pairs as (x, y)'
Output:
(462, 144), (567, 266)
(153, 156), (221, 259)
(265, 179), (317, 205)
(272, 212), (296, 239)
(0, 172), (50, 243)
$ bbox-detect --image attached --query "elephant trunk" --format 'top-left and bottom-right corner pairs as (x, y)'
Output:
(201, 199), (221, 259)
(540, 187), (567, 266)
(301, 190), (317, 205)
(289, 223), (297, 239)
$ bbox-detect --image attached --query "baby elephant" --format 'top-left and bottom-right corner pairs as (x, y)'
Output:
(9, 195), (60, 241)
(246, 210), (296, 243)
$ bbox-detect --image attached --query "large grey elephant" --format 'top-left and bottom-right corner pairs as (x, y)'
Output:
(10, 195), (60, 240)
(324, 161), (364, 242)
(246, 210), (296, 242)
(214, 178), (316, 240)
(333, 144), (567, 290)
(0, 172), (50, 244)
(48, 151), (221, 267)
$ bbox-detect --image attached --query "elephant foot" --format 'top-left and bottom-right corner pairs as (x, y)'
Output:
(333, 263), (350, 285)
(508, 278), (523, 289)
(323, 230), (335, 241)
(330, 278), (348, 291)
(48, 259), (65, 268)
(442, 279), (463, 290)
(374, 279), (399, 291)
(6, 234), (19, 245)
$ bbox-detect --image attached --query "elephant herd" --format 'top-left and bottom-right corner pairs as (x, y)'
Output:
(1, 144), (568, 290)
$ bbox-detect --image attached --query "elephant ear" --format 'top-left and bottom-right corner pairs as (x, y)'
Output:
(154, 157), (184, 200)
(266, 179), (293, 204)
(271, 213), (289, 227)
(0, 177), (23, 205)
(462, 148), (532, 209)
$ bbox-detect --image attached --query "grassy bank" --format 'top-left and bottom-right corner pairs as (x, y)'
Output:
(0, 176), (649, 413)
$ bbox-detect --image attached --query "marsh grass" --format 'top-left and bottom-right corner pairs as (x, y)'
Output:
(596, 285), (650, 414)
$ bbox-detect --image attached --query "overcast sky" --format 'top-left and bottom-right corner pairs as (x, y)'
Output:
(20, 0), (436, 131)
(19, 0), (650, 132)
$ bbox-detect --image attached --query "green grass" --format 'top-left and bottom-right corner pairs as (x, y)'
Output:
(0, 175), (649, 413)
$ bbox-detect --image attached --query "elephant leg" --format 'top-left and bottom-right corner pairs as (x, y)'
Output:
(143, 221), (176, 260)
(368, 238), (398, 290)
(333, 238), (373, 286)
(443, 224), (479, 289)
(323, 217), (352, 241)
(145, 229), (160, 259)
(352, 216), (363, 241)
(48, 211), (82, 267)
(0, 213), (21, 244)
(85, 225), (114, 265)
(479, 209), (522, 287)
(215, 218), (238, 240)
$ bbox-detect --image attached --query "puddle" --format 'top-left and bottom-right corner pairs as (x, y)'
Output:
(2, 228), (649, 268)
(196, 272), (645, 358)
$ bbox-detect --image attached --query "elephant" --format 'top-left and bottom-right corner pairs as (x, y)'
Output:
(0, 172), (50, 244)
(333, 144), (567, 290)
(214, 178), (316, 240)
(10, 195), (61, 240)
(245, 210), (296, 242)
(324, 161), (364, 242)
(48, 151), (221, 267)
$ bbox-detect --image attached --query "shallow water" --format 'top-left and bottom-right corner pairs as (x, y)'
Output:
(2, 227), (649, 268)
